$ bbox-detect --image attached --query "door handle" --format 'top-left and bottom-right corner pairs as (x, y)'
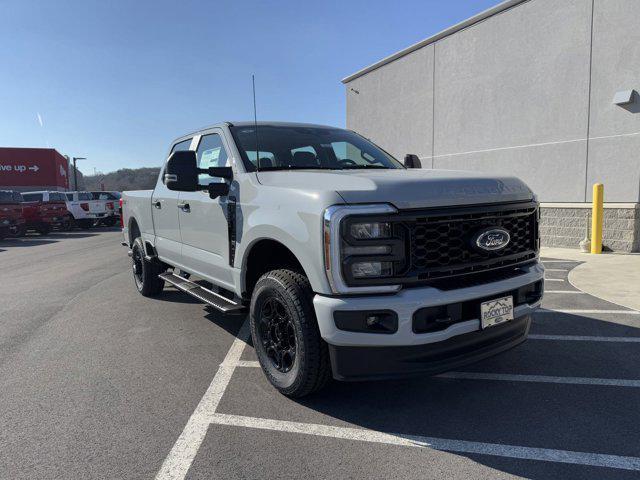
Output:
(178, 202), (190, 212)
(153, 201), (162, 209)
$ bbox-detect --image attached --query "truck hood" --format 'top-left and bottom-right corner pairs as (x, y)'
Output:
(256, 169), (534, 209)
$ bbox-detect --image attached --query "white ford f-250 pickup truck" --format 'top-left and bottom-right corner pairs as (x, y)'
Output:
(122, 121), (544, 397)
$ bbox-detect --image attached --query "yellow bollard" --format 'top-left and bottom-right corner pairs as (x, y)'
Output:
(590, 183), (604, 254)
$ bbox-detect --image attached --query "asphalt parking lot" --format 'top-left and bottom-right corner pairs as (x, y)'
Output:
(1, 230), (639, 479)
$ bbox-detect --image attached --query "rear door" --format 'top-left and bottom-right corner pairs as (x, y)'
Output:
(152, 137), (194, 267)
(178, 130), (234, 288)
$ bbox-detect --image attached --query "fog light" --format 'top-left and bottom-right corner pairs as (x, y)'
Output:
(334, 310), (398, 334)
(351, 261), (392, 278)
(366, 314), (380, 327)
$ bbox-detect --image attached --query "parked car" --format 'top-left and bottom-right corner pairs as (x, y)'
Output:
(88, 191), (119, 226)
(64, 191), (108, 229)
(21, 191), (73, 234)
(122, 121), (544, 397)
(0, 190), (26, 239)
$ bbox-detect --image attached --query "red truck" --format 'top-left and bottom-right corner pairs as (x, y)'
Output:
(0, 190), (26, 239)
(21, 191), (73, 235)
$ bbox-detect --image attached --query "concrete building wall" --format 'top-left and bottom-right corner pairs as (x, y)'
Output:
(346, 45), (434, 160)
(344, 0), (640, 251)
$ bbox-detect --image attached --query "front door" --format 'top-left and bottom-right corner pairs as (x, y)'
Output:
(152, 137), (193, 267)
(178, 130), (234, 290)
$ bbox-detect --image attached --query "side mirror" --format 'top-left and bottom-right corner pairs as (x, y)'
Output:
(165, 151), (199, 191)
(208, 183), (230, 199)
(404, 154), (421, 169)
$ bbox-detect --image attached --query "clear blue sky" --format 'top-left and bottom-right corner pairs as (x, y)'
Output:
(1, 0), (500, 175)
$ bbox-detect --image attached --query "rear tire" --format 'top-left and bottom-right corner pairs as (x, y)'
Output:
(10, 225), (25, 237)
(131, 237), (165, 297)
(37, 224), (51, 235)
(61, 217), (73, 231)
(250, 269), (331, 397)
(103, 216), (117, 227)
(78, 219), (93, 229)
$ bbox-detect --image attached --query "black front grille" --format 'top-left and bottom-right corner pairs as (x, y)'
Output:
(395, 201), (539, 285)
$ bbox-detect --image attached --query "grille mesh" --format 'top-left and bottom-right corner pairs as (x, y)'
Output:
(401, 204), (538, 281)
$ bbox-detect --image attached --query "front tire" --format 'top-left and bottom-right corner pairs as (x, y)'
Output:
(131, 237), (165, 297)
(250, 269), (331, 397)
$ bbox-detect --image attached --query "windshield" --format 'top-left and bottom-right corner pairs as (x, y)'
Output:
(229, 125), (404, 172)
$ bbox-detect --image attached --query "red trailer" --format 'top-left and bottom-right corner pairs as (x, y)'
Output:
(0, 148), (70, 191)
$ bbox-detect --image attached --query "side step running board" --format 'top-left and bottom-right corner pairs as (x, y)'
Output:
(159, 272), (246, 313)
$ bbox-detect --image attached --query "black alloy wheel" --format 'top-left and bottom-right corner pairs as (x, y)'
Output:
(258, 297), (297, 373)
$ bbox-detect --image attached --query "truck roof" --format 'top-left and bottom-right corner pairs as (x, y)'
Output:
(173, 121), (339, 144)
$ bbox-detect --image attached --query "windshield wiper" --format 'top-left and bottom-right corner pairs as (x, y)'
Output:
(257, 165), (336, 171)
(338, 165), (390, 170)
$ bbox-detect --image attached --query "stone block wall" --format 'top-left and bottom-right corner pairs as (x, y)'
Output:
(540, 205), (640, 252)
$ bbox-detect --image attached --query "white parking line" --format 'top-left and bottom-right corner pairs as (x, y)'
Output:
(544, 290), (584, 294)
(538, 308), (640, 315)
(529, 334), (640, 343)
(235, 362), (640, 387)
(209, 413), (640, 471)
(544, 268), (569, 272)
(155, 319), (250, 480)
(544, 278), (565, 282)
(438, 371), (640, 387)
(542, 260), (578, 264)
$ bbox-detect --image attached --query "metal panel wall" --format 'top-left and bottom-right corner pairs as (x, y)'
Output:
(345, 0), (640, 203)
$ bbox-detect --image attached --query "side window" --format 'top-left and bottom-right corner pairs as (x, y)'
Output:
(65, 193), (73, 201)
(171, 138), (192, 153)
(196, 133), (229, 184)
(23, 193), (43, 202)
(14, 192), (24, 202)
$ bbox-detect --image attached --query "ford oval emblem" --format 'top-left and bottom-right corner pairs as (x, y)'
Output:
(474, 228), (511, 251)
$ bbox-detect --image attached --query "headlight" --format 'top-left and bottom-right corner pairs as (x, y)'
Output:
(349, 222), (391, 239)
(323, 204), (404, 294)
(351, 261), (393, 278)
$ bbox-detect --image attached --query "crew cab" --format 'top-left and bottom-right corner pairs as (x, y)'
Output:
(65, 191), (108, 229)
(122, 122), (543, 397)
(0, 190), (26, 239)
(22, 191), (73, 234)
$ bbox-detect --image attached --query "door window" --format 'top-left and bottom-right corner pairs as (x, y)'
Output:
(196, 133), (229, 184)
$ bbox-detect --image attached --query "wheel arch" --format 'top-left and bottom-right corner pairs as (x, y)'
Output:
(241, 238), (312, 298)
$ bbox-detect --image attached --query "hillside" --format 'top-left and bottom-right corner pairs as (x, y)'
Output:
(82, 167), (160, 191)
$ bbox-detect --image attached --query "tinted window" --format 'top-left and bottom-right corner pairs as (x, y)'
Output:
(0, 191), (15, 203)
(65, 193), (73, 201)
(13, 192), (23, 202)
(91, 192), (117, 200)
(23, 193), (43, 202)
(229, 125), (403, 172)
(50, 192), (66, 201)
(78, 192), (92, 201)
(171, 138), (192, 153)
(195, 133), (229, 184)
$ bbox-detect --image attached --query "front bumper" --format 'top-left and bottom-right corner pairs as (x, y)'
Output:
(313, 262), (544, 380)
(329, 314), (531, 381)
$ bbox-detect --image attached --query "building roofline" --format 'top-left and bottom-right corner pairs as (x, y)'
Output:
(341, 0), (528, 84)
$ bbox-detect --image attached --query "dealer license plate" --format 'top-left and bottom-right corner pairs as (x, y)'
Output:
(480, 296), (514, 329)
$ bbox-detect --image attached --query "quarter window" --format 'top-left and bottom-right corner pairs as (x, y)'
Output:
(171, 138), (192, 153)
